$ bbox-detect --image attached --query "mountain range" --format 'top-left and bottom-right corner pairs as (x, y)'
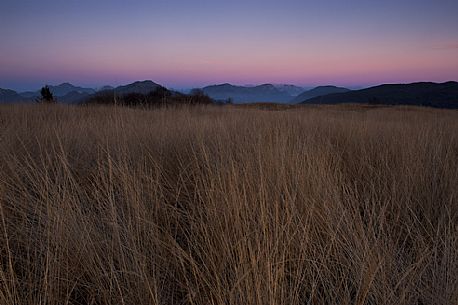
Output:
(0, 81), (162, 104)
(1, 81), (457, 108)
(1, 83), (99, 104)
(202, 83), (295, 103)
(20, 83), (96, 99)
(202, 84), (354, 103)
(272, 84), (305, 96)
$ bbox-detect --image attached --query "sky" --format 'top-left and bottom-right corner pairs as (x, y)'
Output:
(1, 0), (458, 91)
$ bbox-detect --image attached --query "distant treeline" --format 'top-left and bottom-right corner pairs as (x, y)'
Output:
(84, 86), (215, 107)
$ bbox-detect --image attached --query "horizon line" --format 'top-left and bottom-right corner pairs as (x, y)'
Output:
(2, 79), (458, 93)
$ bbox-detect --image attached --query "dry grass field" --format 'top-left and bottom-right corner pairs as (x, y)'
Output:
(0, 104), (457, 305)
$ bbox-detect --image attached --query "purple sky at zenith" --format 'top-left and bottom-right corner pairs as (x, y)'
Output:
(1, 0), (458, 91)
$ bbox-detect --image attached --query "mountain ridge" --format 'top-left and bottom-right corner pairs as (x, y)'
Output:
(301, 81), (458, 108)
(273, 84), (305, 96)
(2, 81), (458, 108)
(293, 86), (351, 103)
(0, 88), (24, 103)
(20, 83), (96, 98)
(202, 83), (293, 103)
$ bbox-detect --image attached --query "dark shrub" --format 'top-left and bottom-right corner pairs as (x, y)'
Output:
(37, 85), (55, 103)
(123, 93), (147, 106)
(84, 90), (116, 105)
(188, 89), (213, 105)
(84, 86), (214, 107)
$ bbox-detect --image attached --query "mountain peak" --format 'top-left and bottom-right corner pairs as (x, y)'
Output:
(130, 80), (159, 86)
(57, 82), (74, 87)
(114, 80), (162, 95)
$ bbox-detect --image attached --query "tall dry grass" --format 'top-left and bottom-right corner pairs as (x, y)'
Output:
(0, 104), (457, 305)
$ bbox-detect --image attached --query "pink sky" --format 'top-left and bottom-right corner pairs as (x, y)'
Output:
(1, 0), (457, 90)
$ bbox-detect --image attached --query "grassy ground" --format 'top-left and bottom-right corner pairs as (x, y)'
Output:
(0, 104), (457, 305)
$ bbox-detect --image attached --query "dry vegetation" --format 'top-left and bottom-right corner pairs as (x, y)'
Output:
(0, 104), (457, 305)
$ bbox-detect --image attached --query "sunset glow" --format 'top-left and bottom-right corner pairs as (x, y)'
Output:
(1, 0), (457, 90)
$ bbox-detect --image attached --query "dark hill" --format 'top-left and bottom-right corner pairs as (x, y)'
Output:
(302, 82), (458, 108)
(114, 80), (161, 95)
(293, 86), (351, 103)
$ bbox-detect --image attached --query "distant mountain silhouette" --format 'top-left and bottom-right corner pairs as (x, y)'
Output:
(3, 81), (458, 108)
(273, 84), (305, 96)
(301, 82), (458, 108)
(98, 85), (114, 91)
(0, 88), (24, 103)
(293, 86), (351, 103)
(202, 83), (293, 103)
(2, 82), (163, 103)
(18, 83), (96, 103)
(114, 80), (161, 95)
(19, 91), (41, 99)
(17, 82), (161, 103)
(58, 91), (92, 104)
(49, 83), (96, 96)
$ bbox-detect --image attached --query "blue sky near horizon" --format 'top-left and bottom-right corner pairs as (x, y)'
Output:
(1, 0), (458, 91)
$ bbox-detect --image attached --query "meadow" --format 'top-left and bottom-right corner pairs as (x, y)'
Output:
(0, 104), (457, 305)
